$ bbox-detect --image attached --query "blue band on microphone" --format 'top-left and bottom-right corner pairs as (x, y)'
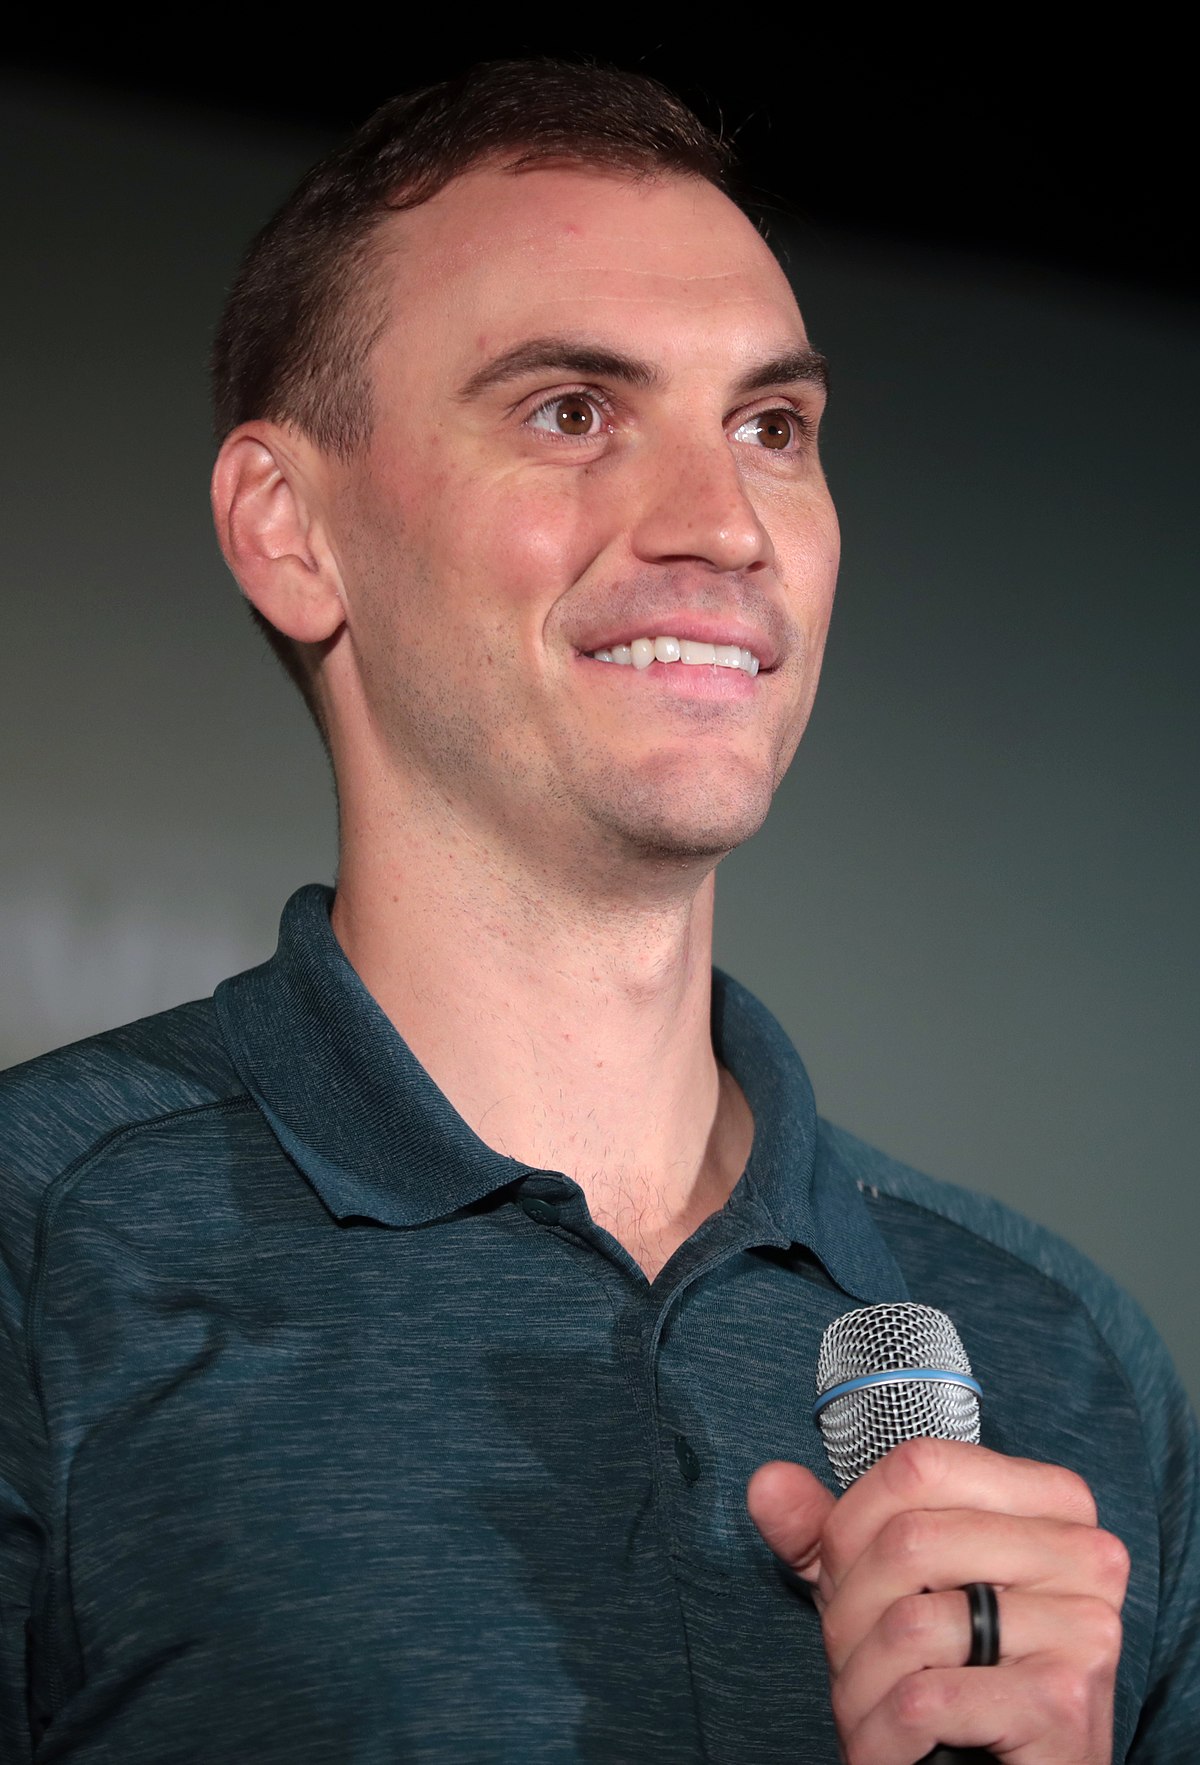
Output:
(811, 1367), (983, 1421)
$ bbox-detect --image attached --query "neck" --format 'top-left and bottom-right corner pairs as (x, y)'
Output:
(331, 793), (753, 1280)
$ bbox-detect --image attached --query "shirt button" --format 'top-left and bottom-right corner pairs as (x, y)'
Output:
(519, 1195), (561, 1226)
(674, 1434), (702, 1485)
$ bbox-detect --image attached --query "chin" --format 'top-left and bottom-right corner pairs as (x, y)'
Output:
(589, 768), (776, 865)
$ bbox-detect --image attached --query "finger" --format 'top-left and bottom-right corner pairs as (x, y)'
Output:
(746, 1460), (836, 1586)
(830, 1588), (1123, 1736)
(822, 1507), (1129, 1672)
(820, 1437), (1099, 1593)
(841, 1646), (1120, 1765)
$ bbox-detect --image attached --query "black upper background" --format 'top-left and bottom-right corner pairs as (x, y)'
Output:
(4, 28), (1193, 306)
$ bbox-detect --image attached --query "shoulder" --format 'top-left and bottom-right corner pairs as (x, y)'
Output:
(817, 1118), (1197, 1507)
(818, 1117), (1141, 1334)
(0, 1001), (247, 1255)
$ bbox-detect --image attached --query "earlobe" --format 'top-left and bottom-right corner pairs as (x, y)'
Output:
(211, 424), (346, 645)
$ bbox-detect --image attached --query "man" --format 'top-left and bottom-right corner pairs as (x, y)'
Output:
(0, 60), (1195, 1763)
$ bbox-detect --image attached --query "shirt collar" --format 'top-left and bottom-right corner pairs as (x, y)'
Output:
(215, 885), (526, 1225)
(216, 884), (903, 1298)
(711, 968), (907, 1301)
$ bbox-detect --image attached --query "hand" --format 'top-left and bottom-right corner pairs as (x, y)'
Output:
(746, 1439), (1128, 1764)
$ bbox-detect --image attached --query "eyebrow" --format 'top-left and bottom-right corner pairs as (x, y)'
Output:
(457, 336), (829, 401)
(459, 339), (660, 400)
(734, 346), (829, 398)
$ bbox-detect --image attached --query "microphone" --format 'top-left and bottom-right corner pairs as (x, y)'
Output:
(813, 1303), (993, 1765)
(813, 1302), (981, 1486)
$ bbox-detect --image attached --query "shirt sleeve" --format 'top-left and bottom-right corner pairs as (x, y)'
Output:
(0, 1167), (50, 1762)
(1126, 1322), (1200, 1759)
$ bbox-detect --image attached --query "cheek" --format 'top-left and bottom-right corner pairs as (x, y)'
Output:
(422, 469), (614, 631)
(776, 489), (840, 624)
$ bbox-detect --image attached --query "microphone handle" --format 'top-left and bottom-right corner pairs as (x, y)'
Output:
(922, 1750), (998, 1763)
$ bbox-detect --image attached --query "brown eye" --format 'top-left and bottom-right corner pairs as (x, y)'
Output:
(754, 411), (795, 450)
(527, 394), (605, 441)
(553, 396), (597, 435)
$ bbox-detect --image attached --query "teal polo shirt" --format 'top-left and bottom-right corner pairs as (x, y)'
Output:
(1, 885), (1196, 1760)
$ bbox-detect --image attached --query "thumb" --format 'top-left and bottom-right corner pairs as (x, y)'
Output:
(746, 1459), (838, 1589)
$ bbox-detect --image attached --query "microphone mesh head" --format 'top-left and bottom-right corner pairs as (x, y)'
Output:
(816, 1303), (980, 1488)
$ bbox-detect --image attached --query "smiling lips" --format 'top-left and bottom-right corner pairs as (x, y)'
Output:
(587, 636), (760, 675)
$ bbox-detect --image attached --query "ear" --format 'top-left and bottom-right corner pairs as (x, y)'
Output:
(210, 423), (346, 644)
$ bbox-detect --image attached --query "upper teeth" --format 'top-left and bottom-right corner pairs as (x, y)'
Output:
(590, 636), (760, 675)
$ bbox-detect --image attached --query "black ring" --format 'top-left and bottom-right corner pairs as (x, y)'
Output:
(963, 1581), (1000, 1667)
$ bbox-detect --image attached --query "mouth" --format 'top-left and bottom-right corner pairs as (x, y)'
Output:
(584, 635), (761, 676)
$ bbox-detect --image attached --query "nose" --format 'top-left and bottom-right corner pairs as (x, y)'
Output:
(628, 433), (774, 574)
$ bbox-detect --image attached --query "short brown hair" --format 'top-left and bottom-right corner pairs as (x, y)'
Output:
(211, 60), (735, 726)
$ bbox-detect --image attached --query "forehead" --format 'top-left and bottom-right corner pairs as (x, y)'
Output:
(370, 164), (808, 384)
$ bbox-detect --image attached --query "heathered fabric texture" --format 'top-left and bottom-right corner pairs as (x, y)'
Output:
(0, 884), (1196, 1762)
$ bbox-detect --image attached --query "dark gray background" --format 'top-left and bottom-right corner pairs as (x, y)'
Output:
(4, 77), (1197, 1403)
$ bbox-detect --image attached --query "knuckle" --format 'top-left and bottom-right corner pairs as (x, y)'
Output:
(1037, 1660), (1093, 1726)
(1090, 1527), (1131, 1595)
(1090, 1599), (1125, 1662)
(1073, 1596), (1124, 1666)
(1030, 1654), (1112, 1731)
(881, 1505), (938, 1566)
(881, 1591), (937, 1649)
(1049, 1464), (1098, 1525)
(891, 1668), (945, 1730)
(882, 1435), (954, 1496)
